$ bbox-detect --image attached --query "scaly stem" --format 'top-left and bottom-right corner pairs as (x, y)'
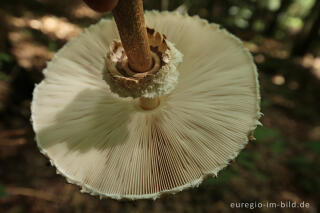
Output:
(112, 0), (153, 73)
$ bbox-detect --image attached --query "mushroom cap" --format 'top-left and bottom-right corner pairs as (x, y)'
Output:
(31, 11), (261, 200)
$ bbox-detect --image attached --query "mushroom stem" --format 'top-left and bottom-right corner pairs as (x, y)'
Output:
(139, 97), (160, 110)
(112, 0), (153, 73)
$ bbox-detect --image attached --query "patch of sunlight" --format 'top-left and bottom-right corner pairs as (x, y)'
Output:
(10, 16), (81, 40)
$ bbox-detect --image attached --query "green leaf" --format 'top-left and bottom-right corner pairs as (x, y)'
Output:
(237, 151), (261, 170)
(254, 126), (279, 141)
(288, 156), (312, 174)
(0, 52), (12, 62)
(299, 180), (314, 193)
(306, 141), (320, 155)
(0, 183), (8, 198)
(289, 156), (311, 166)
(48, 41), (58, 52)
(253, 171), (268, 182)
(0, 71), (9, 81)
(261, 99), (272, 108)
(270, 139), (286, 154)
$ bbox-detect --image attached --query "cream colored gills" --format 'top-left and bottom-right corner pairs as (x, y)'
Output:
(31, 11), (261, 200)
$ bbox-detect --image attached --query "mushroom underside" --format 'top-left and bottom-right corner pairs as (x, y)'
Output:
(31, 11), (261, 200)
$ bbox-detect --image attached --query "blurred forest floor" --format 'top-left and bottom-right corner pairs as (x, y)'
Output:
(0, 0), (320, 213)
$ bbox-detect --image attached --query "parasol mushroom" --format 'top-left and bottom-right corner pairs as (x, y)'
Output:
(31, 0), (261, 200)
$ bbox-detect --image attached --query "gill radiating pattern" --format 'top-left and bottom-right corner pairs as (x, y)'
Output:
(32, 11), (260, 199)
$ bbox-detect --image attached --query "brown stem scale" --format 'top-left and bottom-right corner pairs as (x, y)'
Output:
(112, 0), (153, 73)
(84, 0), (159, 109)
